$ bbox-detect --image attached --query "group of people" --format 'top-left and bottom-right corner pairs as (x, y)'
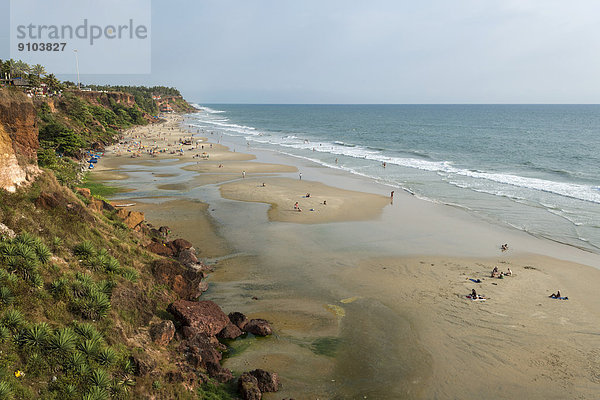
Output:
(491, 266), (512, 278)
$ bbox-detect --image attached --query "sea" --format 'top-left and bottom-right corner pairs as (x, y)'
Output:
(186, 104), (600, 254)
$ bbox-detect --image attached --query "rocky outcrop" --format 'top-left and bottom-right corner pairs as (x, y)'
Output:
(238, 373), (262, 400)
(151, 259), (206, 300)
(74, 90), (136, 108)
(244, 319), (273, 337)
(149, 320), (176, 346)
(116, 208), (145, 230)
(228, 312), (249, 330)
(0, 89), (38, 192)
(217, 322), (243, 340)
(167, 300), (229, 336)
(249, 369), (280, 393)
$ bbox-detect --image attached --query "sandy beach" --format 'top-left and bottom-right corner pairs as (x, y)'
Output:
(93, 113), (600, 399)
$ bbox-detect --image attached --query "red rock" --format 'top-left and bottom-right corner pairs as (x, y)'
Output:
(169, 238), (193, 253)
(151, 259), (205, 300)
(244, 319), (272, 336)
(217, 322), (243, 340)
(167, 300), (229, 337)
(228, 312), (248, 330)
(146, 241), (175, 257)
(238, 372), (262, 400)
(149, 320), (175, 346)
(249, 369), (280, 393)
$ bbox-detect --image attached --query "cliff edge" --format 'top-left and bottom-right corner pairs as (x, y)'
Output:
(0, 89), (38, 192)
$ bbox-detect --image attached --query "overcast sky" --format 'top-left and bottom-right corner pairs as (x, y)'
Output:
(2, 0), (600, 103)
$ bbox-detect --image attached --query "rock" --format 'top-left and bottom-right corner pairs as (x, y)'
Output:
(130, 353), (157, 377)
(169, 238), (193, 254)
(152, 259), (205, 300)
(244, 319), (272, 336)
(117, 208), (145, 229)
(158, 226), (171, 237)
(149, 320), (175, 346)
(0, 223), (15, 239)
(167, 300), (229, 336)
(146, 241), (175, 257)
(35, 191), (61, 209)
(249, 369), (280, 393)
(88, 198), (114, 213)
(217, 322), (243, 340)
(75, 187), (91, 199)
(206, 362), (234, 383)
(238, 372), (262, 400)
(178, 247), (198, 267)
(228, 312), (248, 330)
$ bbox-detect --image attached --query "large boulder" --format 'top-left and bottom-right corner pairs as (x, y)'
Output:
(130, 353), (157, 377)
(244, 319), (272, 336)
(217, 322), (243, 340)
(228, 312), (248, 330)
(238, 372), (262, 400)
(249, 369), (280, 393)
(146, 241), (175, 257)
(149, 320), (175, 346)
(151, 259), (205, 300)
(168, 238), (193, 254)
(117, 208), (145, 229)
(167, 300), (229, 336)
(178, 248), (198, 267)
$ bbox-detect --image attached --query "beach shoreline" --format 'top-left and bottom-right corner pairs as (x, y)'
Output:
(92, 112), (600, 399)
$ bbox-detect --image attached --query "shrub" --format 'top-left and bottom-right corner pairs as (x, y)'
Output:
(96, 347), (116, 367)
(0, 287), (14, 306)
(0, 381), (13, 400)
(89, 368), (110, 389)
(74, 241), (96, 259)
(49, 327), (77, 358)
(120, 268), (139, 283)
(1, 309), (25, 332)
(22, 322), (51, 351)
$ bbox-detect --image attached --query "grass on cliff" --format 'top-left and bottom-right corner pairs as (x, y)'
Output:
(0, 172), (201, 399)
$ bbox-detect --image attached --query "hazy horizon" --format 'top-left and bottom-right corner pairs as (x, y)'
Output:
(2, 0), (600, 104)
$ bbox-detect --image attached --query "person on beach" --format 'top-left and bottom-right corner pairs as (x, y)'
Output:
(506, 268), (512, 276)
(491, 266), (499, 278)
(323, 200), (327, 205)
(242, 171), (246, 178)
(299, 173), (302, 180)
(471, 289), (477, 298)
(306, 193), (310, 198)
(294, 202), (299, 210)
(262, 182), (266, 187)
(383, 162), (386, 168)
(550, 290), (561, 298)
(391, 191), (394, 199)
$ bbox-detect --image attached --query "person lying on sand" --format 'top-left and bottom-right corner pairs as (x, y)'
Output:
(550, 291), (561, 298)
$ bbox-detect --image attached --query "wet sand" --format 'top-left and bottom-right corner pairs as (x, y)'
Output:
(93, 113), (600, 399)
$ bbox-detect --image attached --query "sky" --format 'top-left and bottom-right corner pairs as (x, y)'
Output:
(2, 0), (600, 104)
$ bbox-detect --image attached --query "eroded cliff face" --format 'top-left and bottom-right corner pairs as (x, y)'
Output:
(75, 91), (136, 108)
(0, 89), (39, 192)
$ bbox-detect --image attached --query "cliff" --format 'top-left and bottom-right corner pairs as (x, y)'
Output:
(72, 90), (137, 108)
(0, 89), (38, 192)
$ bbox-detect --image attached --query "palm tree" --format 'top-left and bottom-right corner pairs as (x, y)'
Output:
(43, 73), (64, 93)
(14, 60), (30, 78)
(31, 64), (46, 78)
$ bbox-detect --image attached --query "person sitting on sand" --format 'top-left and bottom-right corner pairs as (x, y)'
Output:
(262, 182), (266, 187)
(323, 200), (327, 205)
(506, 268), (512, 276)
(501, 243), (509, 251)
(471, 289), (477, 298)
(491, 266), (499, 278)
(294, 202), (299, 210)
(306, 193), (310, 198)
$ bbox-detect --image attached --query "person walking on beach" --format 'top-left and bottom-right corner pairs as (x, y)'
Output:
(299, 173), (302, 180)
(242, 171), (246, 179)
(391, 191), (394, 199)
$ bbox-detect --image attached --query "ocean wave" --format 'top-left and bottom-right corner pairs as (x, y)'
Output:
(195, 106), (226, 114)
(188, 114), (600, 205)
